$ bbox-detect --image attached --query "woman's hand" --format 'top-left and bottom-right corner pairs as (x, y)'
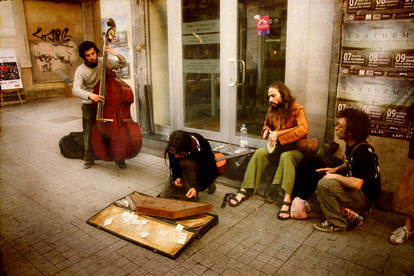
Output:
(174, 178), (183, 188)
(186, 188), (197, 199)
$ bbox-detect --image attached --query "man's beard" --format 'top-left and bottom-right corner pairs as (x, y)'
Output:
(85, 59), (98, 68)
(270, 102), (281, 109)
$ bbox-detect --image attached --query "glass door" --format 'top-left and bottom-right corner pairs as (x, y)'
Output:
(168, 0), (286, 145)
(181, 0), (220, 132)
(231, 0), (288, 147)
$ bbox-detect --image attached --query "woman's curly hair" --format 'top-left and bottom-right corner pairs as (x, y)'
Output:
(338, 108), (371, 142)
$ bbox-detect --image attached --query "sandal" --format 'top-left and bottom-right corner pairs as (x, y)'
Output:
(229, 190), (249, 207)
(277, 201), (291, 220)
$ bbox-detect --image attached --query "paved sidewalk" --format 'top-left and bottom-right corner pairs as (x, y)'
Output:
(1, 98), (413, 275)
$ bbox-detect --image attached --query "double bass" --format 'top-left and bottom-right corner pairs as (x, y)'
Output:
(91, 18), (142, 162)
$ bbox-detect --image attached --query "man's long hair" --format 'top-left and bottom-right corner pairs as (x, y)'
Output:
(164, 130), (192, 161)
(338, 108), (371, 142)
(269, 81), (295, 122)
(78, 41), (100, 61)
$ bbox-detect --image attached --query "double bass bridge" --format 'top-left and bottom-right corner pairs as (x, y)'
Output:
(97, 118), (114, 122)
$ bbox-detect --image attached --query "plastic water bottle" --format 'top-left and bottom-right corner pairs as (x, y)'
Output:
(240, 124), (248, 147)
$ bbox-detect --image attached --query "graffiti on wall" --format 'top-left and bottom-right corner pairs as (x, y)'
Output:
(32, 44), (73, 72)
(29, 26), (80, 82)
(32, 27), (73, 44)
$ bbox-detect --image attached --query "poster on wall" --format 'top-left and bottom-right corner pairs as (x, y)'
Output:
(341, 21), (414, 77)
(112, 47), (130, 79)
(336, 76), (413, 139)
(345, 0), (414, 21)
(101, 17), (128, 47)
(337, 0), (414, 140)
(254, 15), (270, 36)
(101, 17), (130, 79)
(0, 49), (23, 90)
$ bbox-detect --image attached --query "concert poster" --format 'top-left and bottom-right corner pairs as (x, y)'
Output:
(0, 49), (23, 90)
(336, 76), (413, 139)
(337, 1), (414, 139)
(344, 0), (414, 21)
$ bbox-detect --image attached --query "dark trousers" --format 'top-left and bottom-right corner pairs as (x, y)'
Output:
(81, 104), (96, 162)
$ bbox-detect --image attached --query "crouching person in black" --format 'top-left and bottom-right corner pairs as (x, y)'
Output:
(159, 130), (218, 201)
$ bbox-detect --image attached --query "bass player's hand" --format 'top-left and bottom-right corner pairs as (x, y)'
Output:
(89, 93), (104, 102)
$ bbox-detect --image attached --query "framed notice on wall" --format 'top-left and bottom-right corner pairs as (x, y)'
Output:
(337, 0), (414, 140)
(0, 49), (23, 90)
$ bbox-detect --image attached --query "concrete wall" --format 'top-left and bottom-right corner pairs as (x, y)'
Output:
(285, 0), (334, 145)
(25, 1), (83, 83)
(149, 0), (170, 126)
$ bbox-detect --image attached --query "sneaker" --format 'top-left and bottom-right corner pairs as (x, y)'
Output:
(389, 226), (413, 245)
(116, 160), (126, 169)
(313, 220), (346, 233)
(207, 183), (216, 194)
(83, 161), (94, 169)
(341, 207), (363, 230)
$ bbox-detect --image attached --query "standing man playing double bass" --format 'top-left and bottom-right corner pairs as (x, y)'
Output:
(73, 41), (127, 169)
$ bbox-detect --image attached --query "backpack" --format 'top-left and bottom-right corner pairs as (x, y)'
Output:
(346, 142), (381, 201)
(290, 197), (311, 219)
(59, 131), (84, 159)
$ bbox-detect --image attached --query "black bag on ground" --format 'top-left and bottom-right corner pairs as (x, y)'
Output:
(59, 132), (84, 159)
(292, 142), (343, 200)
(222, 154), (251, 181)
(292, 155), (327, 200)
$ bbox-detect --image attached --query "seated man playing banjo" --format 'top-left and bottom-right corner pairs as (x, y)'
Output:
(229, 81), (309, 220)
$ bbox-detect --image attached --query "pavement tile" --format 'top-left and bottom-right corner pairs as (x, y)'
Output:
(192, 263), (209, 275)
(54, 265), (89, 276)
(166, 264), (190, 275)
(121, 260), (140, 274)
(261, 260), (284, 275)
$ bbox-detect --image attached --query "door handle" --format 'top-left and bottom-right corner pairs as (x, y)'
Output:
(228, 59), (246, 86)
(239, 59), (246, 85)
(228, 59), (237, 87)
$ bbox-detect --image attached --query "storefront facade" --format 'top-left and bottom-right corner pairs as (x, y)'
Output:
(2, 0), (413, 192)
